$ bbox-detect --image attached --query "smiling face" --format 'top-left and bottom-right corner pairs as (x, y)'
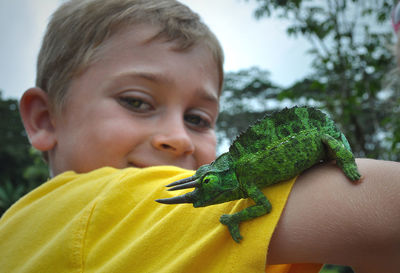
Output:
(48, 24), (220, 175)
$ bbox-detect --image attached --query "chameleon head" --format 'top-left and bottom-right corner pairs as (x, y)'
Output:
(155, 152), (243, 206)
(192, 171), (242, 207)
(155, 169), (242, 207)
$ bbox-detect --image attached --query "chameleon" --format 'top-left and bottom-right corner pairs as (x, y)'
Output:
(156, 106), (362, 243)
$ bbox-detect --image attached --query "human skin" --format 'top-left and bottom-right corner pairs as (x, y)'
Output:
(20, 24), (220, 176)
(269, 158), (400, 272)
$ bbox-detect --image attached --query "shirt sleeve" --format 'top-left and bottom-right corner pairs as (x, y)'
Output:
(80, 166), (304, 273)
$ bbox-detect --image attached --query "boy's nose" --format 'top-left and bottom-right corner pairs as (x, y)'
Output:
(151, 122), (195, 157)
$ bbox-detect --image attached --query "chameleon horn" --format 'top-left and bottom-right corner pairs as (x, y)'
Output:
(167, 180), (199, 191)
(165, 176), (194, 187)
(155, 192), (194, 204)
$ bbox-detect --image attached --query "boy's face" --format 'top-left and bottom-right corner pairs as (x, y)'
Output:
(49, 25), (220, 175)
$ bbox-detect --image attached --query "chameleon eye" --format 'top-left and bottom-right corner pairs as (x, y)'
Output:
(203, 175), (218, 184)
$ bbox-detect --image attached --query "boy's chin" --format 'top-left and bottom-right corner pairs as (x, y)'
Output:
(127, 161), (196, 170)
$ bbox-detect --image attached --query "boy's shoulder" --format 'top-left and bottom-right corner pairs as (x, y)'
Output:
(1, 166), (192, 221)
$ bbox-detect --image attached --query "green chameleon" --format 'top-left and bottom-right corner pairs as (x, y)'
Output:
(156, 106), (362, 243)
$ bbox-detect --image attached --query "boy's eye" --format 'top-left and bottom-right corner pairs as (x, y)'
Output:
(119, 97), (153, 112)
(184, 114), (212, 130)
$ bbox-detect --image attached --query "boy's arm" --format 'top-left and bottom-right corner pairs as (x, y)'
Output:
(267, 158), (400, 272)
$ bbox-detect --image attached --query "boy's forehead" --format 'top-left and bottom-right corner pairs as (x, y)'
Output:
(98, 24), (163, 53)
(100, 24), (215, 64)
(72, 22), (216, 84)
(93, 23), (222, 95)
(103, 23), (217, 59)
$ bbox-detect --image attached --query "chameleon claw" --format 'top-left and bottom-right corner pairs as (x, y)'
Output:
(353, 175), (364, 184)
(220, 214), (242, 243)
(343, 165), (362, 182)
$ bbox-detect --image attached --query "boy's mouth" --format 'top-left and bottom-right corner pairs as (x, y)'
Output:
(128, 162), (146, 168)
(128, 161), (158, 168)
(128, 159), (197, 170)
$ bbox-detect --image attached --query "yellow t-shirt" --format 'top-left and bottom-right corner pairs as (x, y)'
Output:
(0, 166), (321, 273)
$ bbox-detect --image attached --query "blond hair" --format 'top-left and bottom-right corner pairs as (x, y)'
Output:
(37, 0), (224, 111)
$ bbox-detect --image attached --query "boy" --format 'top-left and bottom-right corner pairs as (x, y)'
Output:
(1, 0), (399, 272)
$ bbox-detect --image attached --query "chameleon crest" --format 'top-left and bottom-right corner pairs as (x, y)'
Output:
(156, 106), (361, 243)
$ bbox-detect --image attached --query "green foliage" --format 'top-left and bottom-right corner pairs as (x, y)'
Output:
(219, 0), (399, 160)
(217, 67), (307, 150)
(216, 67), (284, 150)
(0, 92), (49, 216)
(0, 93), (31, 182)
(0, 180), (26, 213)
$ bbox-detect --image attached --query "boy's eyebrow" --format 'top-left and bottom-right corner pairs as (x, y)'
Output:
(194, 88), (219, 105)
(132, 71), (169, 84)
(108, 71), (173, 86)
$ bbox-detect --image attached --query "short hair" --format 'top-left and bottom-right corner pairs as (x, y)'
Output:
(36, 0), (224, 111)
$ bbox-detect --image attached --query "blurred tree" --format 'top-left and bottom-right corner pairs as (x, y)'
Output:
(0, 92), (31, 182)
(0, 92), (49, 216)
(235, 0), (400, 160)
(213, 1), (400, 272)
(217, 67), (279, 145)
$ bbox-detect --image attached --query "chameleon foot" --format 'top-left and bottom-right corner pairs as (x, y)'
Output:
(220, 214), (242, 243)
(343, 164), (362, 182)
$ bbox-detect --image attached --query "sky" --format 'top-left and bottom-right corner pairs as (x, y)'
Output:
(0, 0), (312, 100)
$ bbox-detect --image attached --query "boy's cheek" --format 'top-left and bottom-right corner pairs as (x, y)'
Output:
(196, 137), (217, 166)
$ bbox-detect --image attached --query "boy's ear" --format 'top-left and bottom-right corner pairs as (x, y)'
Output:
(19, 87), (57, 152)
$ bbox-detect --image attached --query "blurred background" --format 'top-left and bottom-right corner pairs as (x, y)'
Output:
(1, 1), (399, 272)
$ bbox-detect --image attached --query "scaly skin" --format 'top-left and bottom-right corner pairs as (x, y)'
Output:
(156, 106), (362, 243)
